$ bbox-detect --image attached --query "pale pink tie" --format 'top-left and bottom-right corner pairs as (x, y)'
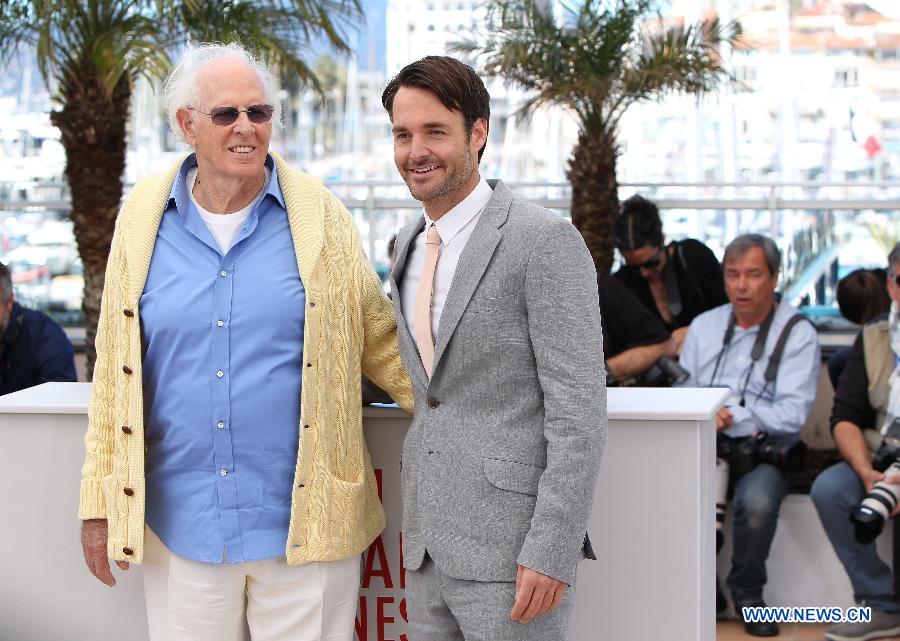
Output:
(414, 224), (442, 377)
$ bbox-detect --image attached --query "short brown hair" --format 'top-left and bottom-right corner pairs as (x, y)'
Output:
(382, 56), (491, 161)
(836, 268), (891, 325)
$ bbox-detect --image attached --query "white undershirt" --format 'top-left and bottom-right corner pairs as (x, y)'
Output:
(187, 167), (268, 255)
(401, 178), (493, 341)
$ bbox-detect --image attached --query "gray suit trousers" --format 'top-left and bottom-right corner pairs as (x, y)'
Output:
(406, 555), (575, 641)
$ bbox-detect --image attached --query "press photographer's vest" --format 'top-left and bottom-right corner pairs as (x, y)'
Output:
(863, 317), (894, 454)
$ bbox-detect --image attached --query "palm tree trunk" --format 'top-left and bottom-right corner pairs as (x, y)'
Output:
(567, 128), (619, 275)
(50, 72), (130, 379)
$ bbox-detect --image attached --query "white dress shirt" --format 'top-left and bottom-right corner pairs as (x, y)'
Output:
(401, 178), (493, 342)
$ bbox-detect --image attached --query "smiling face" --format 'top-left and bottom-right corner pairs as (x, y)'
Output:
(176, 58), (271, 182)
(390, 86), (487, 218)
(724, 246), (779, 327)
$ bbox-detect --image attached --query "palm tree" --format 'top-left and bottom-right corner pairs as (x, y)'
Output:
(0, 0), (362, 376)
(454, 0), (740, 273)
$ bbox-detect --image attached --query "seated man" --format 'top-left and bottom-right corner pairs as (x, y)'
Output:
(0, 261), (77, 394)
(811, 243), (900, 641)
(598, 272), (677, 384)
(679, 234), (820, 637)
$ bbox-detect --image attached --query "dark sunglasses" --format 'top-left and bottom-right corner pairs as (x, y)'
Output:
(894, 273), (900, 288)
(189, 104), (275, 126)
(624, 247), (664, 271)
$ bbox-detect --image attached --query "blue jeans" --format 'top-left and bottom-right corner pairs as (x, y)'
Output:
(725, 463), (790, 603)
(811, 461), (900, 613)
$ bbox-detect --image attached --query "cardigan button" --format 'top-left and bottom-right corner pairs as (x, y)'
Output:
(123, 547), (134, 556)
(123, 487), (134, 496)
(121, 426), (132, 434)
(123, 308), (135, 318)
(122, 365), (133, 375)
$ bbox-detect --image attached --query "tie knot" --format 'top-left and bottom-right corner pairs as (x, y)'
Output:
(426, 224), (442, 245)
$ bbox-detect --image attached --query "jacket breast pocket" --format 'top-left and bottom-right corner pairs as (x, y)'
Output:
(482, 457), (545, 496)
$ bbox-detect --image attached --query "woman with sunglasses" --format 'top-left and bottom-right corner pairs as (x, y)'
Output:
(613, 194), (727, 353)
(77, 43), (412, 641)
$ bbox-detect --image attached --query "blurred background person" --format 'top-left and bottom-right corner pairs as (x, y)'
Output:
(613, 194), (727, 352)
(0, 260), (76, 395)
(828, 267), (891, 388)
(597, 272), (678, 385)
(811, 244), (900, 641)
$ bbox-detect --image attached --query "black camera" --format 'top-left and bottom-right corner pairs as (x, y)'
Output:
(717, 431), (807, 478)
(606, 356), (690, 387)
(851, 418), (900, 544)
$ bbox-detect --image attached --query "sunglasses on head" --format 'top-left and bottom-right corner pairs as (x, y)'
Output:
(189, 104), (275, 126)
(625, 247), (664, 271)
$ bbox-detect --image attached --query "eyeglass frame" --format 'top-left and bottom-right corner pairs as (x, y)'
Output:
(187, 104), (275, 126)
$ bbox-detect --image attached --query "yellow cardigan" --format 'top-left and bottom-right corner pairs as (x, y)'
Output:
(79, 152), (413, 564)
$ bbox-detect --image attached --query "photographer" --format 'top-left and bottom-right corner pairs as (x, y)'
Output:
(811, 243), (900, 641)
(678, 234), (820, 636)
(598, 272), (678, 384)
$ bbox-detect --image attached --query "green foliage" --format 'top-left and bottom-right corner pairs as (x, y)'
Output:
(453, 0), (740, 134)
(0, 0), (364, 100)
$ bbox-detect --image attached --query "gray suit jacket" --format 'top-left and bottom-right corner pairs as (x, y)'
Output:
(391, 180), (607, 585)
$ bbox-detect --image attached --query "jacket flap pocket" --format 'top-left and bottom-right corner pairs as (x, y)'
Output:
(482, 458), (544, 496)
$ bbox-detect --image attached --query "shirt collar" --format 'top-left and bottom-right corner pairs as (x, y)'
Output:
(424, 177), (492, 246)
(167, 153), (286, 218)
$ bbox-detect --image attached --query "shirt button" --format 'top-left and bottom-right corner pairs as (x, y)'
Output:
(217, 421), (225, 429)
(217, 320), (224, 327)
(220, 270), (227, 277)
(220, 469), (227, 476)
(216, 370), (224, 378)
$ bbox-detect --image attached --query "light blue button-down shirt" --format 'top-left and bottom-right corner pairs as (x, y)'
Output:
(140, 154), (305, 563)
(678, 301), (820, 440)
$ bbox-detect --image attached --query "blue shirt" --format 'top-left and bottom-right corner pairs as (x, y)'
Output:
(0, 303), (76, 395)
(678, 301), (820, 440)
(140, 154), (305, 563)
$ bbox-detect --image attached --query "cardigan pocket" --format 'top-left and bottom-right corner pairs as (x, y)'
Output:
(320, 471), (366, 531)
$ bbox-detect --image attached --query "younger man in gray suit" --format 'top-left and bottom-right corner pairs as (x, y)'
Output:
(382, 56), (607, 640)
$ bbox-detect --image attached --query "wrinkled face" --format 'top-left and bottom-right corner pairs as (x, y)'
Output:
(620, 244), (665, 279)
(724, 246), (778, 324)
(888, 262), (900, 308)
(176, 59), (272, 182)
(390, 86), (486, 215)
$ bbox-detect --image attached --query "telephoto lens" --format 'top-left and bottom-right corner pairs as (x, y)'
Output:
(851, 461), (900, 544)
(715, 457), (729, 553)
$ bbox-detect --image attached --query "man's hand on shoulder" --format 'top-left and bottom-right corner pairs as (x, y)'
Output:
(81, 519), (129, 587)
(511, 564), (566, 624)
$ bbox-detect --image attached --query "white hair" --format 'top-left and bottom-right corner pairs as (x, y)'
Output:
(162, 43), (281, 144)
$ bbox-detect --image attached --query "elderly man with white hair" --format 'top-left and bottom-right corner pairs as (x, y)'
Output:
(78, 43), (412, 641)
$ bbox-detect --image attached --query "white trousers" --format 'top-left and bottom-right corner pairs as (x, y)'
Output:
(143, 527), (361, 641)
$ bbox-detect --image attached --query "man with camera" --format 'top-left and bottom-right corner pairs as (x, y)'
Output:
(679, 234), (820, 636)
(810, 243), (900, 641)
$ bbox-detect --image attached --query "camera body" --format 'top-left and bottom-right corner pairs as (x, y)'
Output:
(606, 356), (690, 387)
(851, 418), (900, 544)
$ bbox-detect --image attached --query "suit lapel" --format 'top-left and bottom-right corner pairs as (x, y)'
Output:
(431, 181), (512, 372)
(392, 217), (429, 387)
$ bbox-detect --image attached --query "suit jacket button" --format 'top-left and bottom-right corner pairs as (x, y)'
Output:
(123, 547), (134, 556)
(123, 487), (134, 496)
(427, 397), (440, 409)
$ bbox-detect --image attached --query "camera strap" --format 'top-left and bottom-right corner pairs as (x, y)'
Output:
(708, 305), (776, 390)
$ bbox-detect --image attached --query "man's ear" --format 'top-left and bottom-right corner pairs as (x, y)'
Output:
(470, 117), (488, 154)
(176, 108), (197, 146)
